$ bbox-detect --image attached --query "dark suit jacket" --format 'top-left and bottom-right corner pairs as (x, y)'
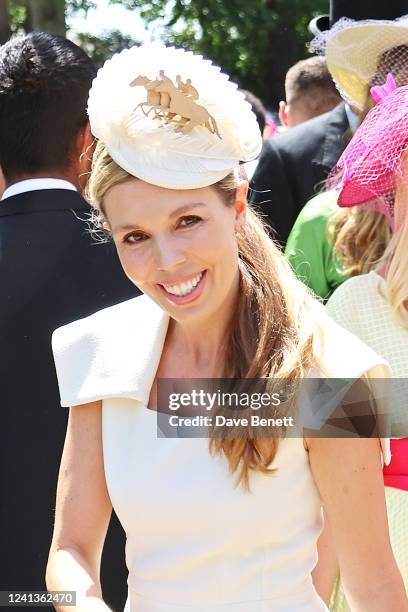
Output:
(0, 189), (139, 611)
(249, 103), (349, 245)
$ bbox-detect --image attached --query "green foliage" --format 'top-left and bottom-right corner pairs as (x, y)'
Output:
(8, 1), (27, 34)
(4, 0), (139, 66)
(75, 29), (139, 67)
(108, 0), (328, 106)
(7, 0), (95, 35)
(5, 0), (330, 106)
(110, 0), (166, 22)
(66, 0), (97, 15)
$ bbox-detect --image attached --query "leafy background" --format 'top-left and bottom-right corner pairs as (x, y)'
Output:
(0, 0), (328, 107)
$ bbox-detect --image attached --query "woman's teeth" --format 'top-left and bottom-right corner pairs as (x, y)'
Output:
(162, 272), (203, 296)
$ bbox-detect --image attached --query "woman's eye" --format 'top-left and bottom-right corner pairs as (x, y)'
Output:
(123, 232), (148, 245)
(177, 215), (202, 228)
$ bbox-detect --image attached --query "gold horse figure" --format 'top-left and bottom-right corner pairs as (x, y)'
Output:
(130, 73), (221, 138)
(154, 78), (221, 138)
(129, 75), (166, 119)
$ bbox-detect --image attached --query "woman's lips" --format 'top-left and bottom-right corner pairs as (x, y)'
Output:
(157, 270), (207, 305)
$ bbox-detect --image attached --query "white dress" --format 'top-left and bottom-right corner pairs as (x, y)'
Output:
(52, 294), (386, 612)
(327, 270), (408, 604)
(327, 270), (408, 434)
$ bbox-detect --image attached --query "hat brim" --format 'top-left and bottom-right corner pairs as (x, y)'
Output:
(107, 144), (233, 190)
(326, 21), (408, 110)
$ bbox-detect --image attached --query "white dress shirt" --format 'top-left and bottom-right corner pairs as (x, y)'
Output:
(344, 103), (360, 134)
(1, 178), (77, 201)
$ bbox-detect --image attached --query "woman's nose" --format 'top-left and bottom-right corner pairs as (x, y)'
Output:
(154, 235), (186, 270)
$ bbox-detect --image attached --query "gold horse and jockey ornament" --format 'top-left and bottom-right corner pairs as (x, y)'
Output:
(129, 70), (221, 138)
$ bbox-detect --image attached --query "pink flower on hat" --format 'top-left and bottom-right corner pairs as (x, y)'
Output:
(370, 72), (398, 104)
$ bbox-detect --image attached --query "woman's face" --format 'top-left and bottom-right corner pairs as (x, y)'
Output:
(103, 178), (247, 323)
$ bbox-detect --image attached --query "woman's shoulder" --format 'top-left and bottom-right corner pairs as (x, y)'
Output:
(52, 294), (169, 408)
(326, 272), (381, 331)
(312, 299), (388, 378)
(327, 271), (380, 312)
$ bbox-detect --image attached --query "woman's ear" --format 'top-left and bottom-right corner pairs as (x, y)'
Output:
(234, 179), (248, 229)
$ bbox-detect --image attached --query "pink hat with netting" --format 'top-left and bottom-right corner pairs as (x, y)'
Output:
(328, 83), (408, 228)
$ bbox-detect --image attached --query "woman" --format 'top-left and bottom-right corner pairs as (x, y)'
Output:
(324, 83), (408, 610)
(46, 45), (406, 611)
(285, 16), (408, 300)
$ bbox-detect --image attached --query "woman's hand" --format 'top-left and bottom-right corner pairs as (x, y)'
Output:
(46, 401), (113, 611)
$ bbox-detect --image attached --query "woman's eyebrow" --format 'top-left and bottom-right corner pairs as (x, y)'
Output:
(112, 223), (141, 234)
(112, 203), (207, 234)
(169, 202), (207, 219)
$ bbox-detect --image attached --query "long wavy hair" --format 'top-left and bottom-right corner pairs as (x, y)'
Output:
(329, 207), (391, 277)
(379, 158), (408, 329)
(87, 141), (326, 489)
(327, 88), (389, 278)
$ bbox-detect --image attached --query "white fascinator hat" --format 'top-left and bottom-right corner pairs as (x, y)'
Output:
(87, 44), (262, 189)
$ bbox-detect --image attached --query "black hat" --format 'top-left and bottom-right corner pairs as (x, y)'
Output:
(309, 0), (408, 36)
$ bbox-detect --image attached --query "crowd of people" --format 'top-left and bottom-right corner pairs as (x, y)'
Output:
(1, 0), (408, 611)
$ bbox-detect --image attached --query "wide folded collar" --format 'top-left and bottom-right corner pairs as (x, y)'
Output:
(52, 294), (170, 408)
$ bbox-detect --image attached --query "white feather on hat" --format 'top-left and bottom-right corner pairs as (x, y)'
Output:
(87, 45), (262, 189)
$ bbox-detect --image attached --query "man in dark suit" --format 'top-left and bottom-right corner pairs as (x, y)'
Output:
(250, 0), (408, 244)
(250, 102), (348, 244)
(0, 33), (138, 611)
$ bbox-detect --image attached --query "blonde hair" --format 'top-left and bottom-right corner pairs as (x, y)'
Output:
(331, 153), (408, 330)
(329, 207), (391, 276)
(381, 168), (408, 329)
(327, 92), (390, 278)
(87, 140), (326, 489)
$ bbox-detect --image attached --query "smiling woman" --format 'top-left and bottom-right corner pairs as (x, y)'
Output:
(46, 44), (407, 612)
(89, 161), (246, 319)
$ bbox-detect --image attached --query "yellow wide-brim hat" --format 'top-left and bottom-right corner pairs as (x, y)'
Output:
(315, 16), (408, 111)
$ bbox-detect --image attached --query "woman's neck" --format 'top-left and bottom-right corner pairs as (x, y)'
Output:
(375, 261), (388, 279)
(167, 278), (238, 373)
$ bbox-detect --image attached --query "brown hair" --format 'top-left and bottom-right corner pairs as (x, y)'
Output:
(87, 141), (326, 489)
(285, 57), (341, 118)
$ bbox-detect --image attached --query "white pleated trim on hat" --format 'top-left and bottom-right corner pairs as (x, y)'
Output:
(87, 45), (263, 189)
